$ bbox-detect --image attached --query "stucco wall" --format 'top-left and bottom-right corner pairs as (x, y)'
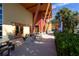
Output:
(3, 3), (33, 25)
(2, 4), (33, 42)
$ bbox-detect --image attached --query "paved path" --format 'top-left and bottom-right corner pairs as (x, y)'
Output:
(11, 34), (57, 56)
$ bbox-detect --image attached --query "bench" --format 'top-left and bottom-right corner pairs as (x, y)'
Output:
(0, 41), (15, 56)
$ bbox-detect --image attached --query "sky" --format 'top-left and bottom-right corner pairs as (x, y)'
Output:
(52, 3), (79, 17)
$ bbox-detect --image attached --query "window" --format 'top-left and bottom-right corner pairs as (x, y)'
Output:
(0, 4), (2, 39)
(0, 10), (2, 14)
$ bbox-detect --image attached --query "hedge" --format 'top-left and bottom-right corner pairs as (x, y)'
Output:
(55, 32), (79, 56)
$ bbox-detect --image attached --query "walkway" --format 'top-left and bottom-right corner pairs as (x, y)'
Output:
(11, 33), (57, 56)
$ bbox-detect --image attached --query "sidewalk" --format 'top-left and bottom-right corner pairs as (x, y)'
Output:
(11, 33), (57, 56)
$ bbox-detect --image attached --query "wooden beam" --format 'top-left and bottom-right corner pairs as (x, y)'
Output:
(43, 3), (51, 32)
(48, 11), (51, 19)
(32, 4), (40, 33)
(34, 3), (40, 24)
(26, 3), (43, 10)
(26, 4), (37, 9)
(44, 3), (50, 20)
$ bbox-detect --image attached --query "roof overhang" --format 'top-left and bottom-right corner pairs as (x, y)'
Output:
(20, 3), (52, 17)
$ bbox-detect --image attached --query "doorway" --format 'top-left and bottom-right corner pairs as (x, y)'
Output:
(35, 26), (39, 33)
(15, 25), (23, 36)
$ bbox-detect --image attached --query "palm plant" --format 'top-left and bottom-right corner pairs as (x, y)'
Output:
(54, 8), (79, 33)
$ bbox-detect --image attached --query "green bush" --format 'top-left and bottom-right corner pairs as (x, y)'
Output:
(55, 32), (79, 56)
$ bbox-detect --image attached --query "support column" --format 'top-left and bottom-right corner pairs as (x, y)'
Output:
(44, 3), (50, 20)
(33, 4), (40, 33)
(44, 3), (51, 32)
(34, 4), (40, 24)
(46, 11), (50, 32)
(48, 11), (51, 19)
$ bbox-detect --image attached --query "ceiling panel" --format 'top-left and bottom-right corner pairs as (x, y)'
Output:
(20, 3), (52, 17)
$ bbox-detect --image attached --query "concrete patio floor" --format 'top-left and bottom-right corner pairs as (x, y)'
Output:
(11, 34), (57, 56)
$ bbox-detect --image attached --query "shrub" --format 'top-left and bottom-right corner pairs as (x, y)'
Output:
(55, 32), (79, 56)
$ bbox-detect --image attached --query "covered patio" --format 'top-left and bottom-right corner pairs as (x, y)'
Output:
(0, 3), (57, 56)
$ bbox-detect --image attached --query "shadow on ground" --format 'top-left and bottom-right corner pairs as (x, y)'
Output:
(11, 35), (57, 56)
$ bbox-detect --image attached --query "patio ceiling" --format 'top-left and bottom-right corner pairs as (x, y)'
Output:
(20, 3), (52, 17)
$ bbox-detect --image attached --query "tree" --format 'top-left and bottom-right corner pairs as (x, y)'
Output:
(54, 8), (79, 33)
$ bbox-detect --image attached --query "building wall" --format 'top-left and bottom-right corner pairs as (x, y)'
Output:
(2, 3), (33, 42)
(3, 3), (33, 25)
